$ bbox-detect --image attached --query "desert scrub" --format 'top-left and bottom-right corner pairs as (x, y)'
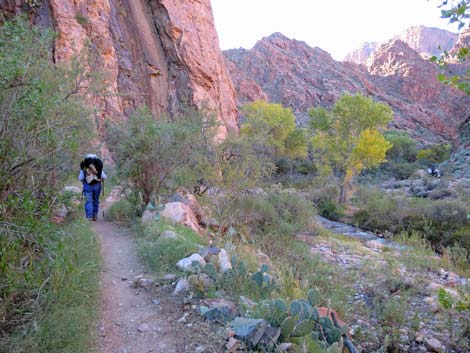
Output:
(105, 198), (139, 225)
(231, 190), (317, 236)
(137, 219), (207, 275)
(0, 220), (100, 353)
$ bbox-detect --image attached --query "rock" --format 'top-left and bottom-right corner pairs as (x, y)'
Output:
(225, 337), (241, 353)
(137, 323), (151, 333)
(52, 204), (68, 224)
(218, 249), (232, 273)
(199, 246), (221, 262)
(446, 272), (460, 287)
(231, 317), (267, 346)
(278, 343), (294, 352)
(172, 188), (208, 224)
(160, 202), (203, 234)
(425, 282), (444, 295)
(141, 209), (158, 226)
(64, 185), (82, 194)
(365, 240), (385, 250)
(195, 347), (205, 353)
(200, 298), (238, 323)
(137, 278), (153, 288)
(425, 337), (444, 352)
(239, 296), (256, 310)
(159, 230), (179, 240)
(174, 278), (190, 294)
(176, 254), (206, 272)
(163, 274), (178, 281)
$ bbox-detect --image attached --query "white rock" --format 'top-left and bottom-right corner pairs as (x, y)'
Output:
(64, 185), (82, 194)
(365, 240), (385, 250)
(174, 278), (190, 294)
(218, 249), (232, 273)
(425, 282), (444, 294)
(176, 254), (206, 272)
(160, 202), (202, 234)
(160, 230), (179, 240)
(141, 209), (157, 226)
(425, 337), (443, 352)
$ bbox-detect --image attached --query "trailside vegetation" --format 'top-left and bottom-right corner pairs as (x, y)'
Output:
(0, 17), (100, 352)
(309, 93), (393, 203)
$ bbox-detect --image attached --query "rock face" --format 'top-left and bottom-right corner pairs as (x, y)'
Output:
(224, 32), (470, 144)
(345, 25), (458, 64)
(1, 0), (238, 142)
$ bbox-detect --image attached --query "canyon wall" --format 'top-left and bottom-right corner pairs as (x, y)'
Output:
(224, 32), (470, 144)
(1, 0), (238, 143)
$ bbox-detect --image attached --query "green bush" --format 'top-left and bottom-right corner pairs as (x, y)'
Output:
(384, 130), (417, 163)
(105, 198), (137, 224)
(138, 219), (206, 275)
(317, 199), (344, 221)
(353, 188), (470, 252)
(416, 143), (452, 164)
(1, 220), (100, 353)
(234, 191), (317, 236)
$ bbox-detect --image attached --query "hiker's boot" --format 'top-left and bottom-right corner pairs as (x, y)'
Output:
(92, 215), (97, 221)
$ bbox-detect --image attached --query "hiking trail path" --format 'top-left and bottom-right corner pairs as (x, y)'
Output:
(92, 187), (221, 353)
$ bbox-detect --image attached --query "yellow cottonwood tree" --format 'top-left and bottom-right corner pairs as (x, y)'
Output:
(309, 93), (393, 203)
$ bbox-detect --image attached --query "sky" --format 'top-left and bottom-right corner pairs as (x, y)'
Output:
(211, 0), (460, 60)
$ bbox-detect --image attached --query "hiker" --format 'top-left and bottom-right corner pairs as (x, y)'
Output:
(79, 154), (106, 221)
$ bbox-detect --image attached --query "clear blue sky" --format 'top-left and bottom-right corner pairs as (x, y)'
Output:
(211, 0), (459, 60)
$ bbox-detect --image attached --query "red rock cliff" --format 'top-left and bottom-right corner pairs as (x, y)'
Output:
(224, 33), (470, 144)
(1, 0), (238, 141)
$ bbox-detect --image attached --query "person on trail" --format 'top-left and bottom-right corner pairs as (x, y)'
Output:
(79, 154), (106, 221)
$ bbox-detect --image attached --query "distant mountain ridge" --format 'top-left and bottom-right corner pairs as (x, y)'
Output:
(224, 30), (470, 145)
(344, 25), (458, 64)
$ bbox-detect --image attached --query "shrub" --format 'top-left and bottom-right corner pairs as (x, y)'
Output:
(233, 191), (317, 236)
(138, 219), (206, 275)
(383, 130), (417, 163)
(416, 143), (452, 164)
(317, 199), (344, 221)
(105, 198), (137, 224)
(294, 159), (317, 175)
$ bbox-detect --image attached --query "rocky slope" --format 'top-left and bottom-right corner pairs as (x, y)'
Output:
(0, 0), (238, 143)
(224, 32), (470, 144)
(345, 25), (458, 64)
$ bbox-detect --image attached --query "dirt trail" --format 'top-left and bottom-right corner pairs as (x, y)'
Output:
(92, 190), (221, 353)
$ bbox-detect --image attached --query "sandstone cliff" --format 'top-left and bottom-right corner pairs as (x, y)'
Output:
(1, 0), (238, 142)
(345, 25), (458, 64)
(224, 33), (470, 144)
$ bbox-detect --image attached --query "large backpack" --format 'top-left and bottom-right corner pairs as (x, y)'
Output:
(80, 156), (103, 184)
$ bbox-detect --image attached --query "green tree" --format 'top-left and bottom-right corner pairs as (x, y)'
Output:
(0, 16), (94, 208)
(416, 143), (452, 164)
(109, 107), (216, 204)
(309, 93), (393, 203)
(383, 130), (417, 163)
(240, 100), (308, 159)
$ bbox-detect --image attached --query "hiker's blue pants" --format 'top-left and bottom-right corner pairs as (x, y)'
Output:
(83, 182), (101, 218)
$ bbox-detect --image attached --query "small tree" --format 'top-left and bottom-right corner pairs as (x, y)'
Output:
(309, 93), (393, 203)
(0, 17), (96, 209)
(109, 107), (216, 205)
(240, 100), (308, 160)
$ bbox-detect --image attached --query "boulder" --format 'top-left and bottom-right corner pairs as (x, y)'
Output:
(160, 230), (179, 240)
(176, 254), (206, 272)
(160, 202), (203, 234)
(172, 188), (207, 224)
(425, 337), (444, 352)
(218, 249), (232, 273)
(231, 317), (267, 346)
(174, 278), (190, 294)
(141, 209), (158, 226)
(200, 298), (238, 323)
(365, 240), (385, 250)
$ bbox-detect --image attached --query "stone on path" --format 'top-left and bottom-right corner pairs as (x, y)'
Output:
(425, 337), (443, 352)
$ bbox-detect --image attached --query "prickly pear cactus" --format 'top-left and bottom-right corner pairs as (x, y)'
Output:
(307, 288), (321, 306)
